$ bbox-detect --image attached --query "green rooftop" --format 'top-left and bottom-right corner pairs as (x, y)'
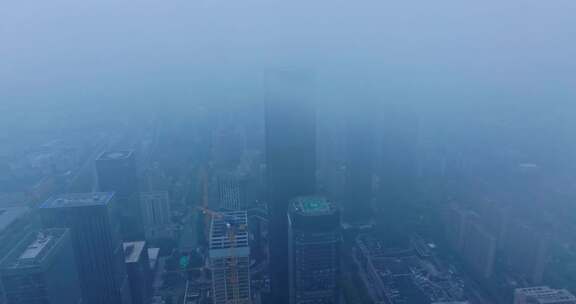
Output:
(292, 196), (333, 215)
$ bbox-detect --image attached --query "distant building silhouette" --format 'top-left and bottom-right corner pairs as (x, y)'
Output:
(344, 109), (375, 223)
(288, 196), (341, 304)
(504, 220), (550, 284)
(0, 228), (82, 304)
(140, 191), (174, 241)
(40, 193), (131, 304)
(265, 70), (316, 304)
(96, 150), (143, 239)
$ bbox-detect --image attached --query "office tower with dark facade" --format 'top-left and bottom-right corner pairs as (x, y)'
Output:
(39, 193), (131, 304)
(378, 104), (419, 239)
(96, 150), (143, 239)
(344, 109), (375, 224)
(123, 241), (151, 304)
(265, 70), (316, 304)
(0, 228), (82, 304)
(288, 196), (341, 304)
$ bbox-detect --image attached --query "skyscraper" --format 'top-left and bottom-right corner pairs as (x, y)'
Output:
(265, 70), (316, 304)
(209, 211), (251, 304)
(0, 228), (82, 304)
(344, 108), (376, 224)
(140, 191), (174, 241)
(96, 150), (143, 239)
(123, 241), (152, 304)
(288, 196), (341, 304)
(39, 192), (131, 304)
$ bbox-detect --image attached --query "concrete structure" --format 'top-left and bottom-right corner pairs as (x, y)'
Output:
(209, 211), (250, 304)
(288, 196), (340, 304)
(0, 229), (82, 304)
(40, 192), (131, 304)
(217, 173), (248, 211)
(514, 286), (576, 304)
(461, 217), (496, 278)
(445, 205), (496, 279)
(505, 220), (550, 284)
(123, 241), (152, 304)
(265, 69), (316, 304)
(96, 150), (143, 239)
(140, 192), (174, 240)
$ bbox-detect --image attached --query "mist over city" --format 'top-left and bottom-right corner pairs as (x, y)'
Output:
(1, 0), (576, 304)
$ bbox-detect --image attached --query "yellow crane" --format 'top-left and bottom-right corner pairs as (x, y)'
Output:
(197, 206), (247, 304)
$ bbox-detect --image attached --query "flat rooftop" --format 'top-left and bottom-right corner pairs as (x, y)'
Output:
(0, 206), (28, 232)
(1, 229), (67, 269)
(97, 150), (134, 161)
(123, 241), (146, 263)
(41, 192), (114, 208)
(290, 196), (335, 216)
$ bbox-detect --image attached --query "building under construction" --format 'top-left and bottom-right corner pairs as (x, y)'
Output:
(209, 210), (251, 304)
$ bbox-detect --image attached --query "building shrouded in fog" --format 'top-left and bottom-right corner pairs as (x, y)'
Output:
(123, 241), (152, 304)
(40, 192), (131, 304)
(96, 150), (143, 239)
(265, 70), (316, 304)
(344, 108), (376, 224)
(0, 228), (82, 304)
(288, 196), (341, 304)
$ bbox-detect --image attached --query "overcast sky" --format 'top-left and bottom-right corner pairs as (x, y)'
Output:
(1, 0), (575, 118)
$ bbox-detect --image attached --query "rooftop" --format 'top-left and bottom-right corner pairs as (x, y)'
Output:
(1, 229), (67, 269)
(290, 196), (335, 216)
(97, 150), (134, 161)
(516, 287), (576, 303)
(209, 211), (249, 257)
(123, 241), (146, 263)
(41, 192), (115, 208)
(0, 206), (28, 232)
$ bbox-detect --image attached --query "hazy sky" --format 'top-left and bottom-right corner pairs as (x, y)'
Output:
(1, 0), (575, 116)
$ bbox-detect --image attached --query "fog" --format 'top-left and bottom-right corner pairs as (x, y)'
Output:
(2, 1), (576, 303)
(3, 0), (575, 110)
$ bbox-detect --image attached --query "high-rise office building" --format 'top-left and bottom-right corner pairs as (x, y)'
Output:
(39, 192), (131, 304)
(265, 69), (316, 304)
(0, 228), (82, 304)
(209, 211), (251, 304)
(288, 196), (341, 304)
(217, 172), (248, 211)
(505, 220), (550, 284)
(123, 241), (151, 304)
(344, 110), (375, 224)
(140, 191), (174, 241)
(96, 150), (143, 239)
(445, 205), (496, 279)
(378, 104), (419, 204)
(514, 286), (576, 304)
